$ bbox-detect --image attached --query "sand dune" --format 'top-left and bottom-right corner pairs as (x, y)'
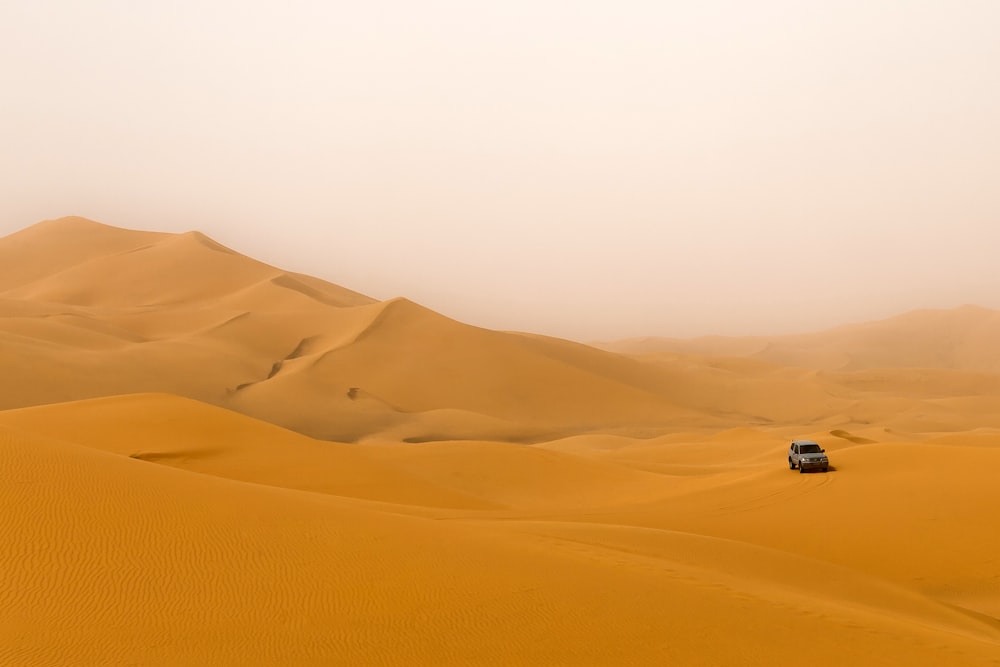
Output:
(3, 217), (1000, 665)
(5, 217), (1000, 438)
(599, 304), (1000, 372)
(0, 394), (494, 509)
(3, 397), (1000, 665)
(0, 217), (169, 291)
(0, 218), (715, 438)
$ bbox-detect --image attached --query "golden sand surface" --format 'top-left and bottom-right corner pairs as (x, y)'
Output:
(2, 218), (999, 665)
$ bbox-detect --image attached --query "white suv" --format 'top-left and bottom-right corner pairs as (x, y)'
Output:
(788, 440), (829, 473)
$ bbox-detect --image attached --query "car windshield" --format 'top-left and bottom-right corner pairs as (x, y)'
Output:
(800, 444), (822, 454)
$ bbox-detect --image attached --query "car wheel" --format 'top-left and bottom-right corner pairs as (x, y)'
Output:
(789, 459), (795, 470)
(823, 467), (828, 472)
(799, 465), (806, 474)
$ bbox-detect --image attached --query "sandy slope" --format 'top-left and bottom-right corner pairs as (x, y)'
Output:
(3, 395), (1000, 665)
(3, 217), (1000, 664)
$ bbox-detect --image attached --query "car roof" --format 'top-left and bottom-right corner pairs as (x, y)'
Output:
(791, 439), (819, 445)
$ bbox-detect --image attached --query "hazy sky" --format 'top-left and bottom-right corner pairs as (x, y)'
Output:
(2, 1), (998, 340)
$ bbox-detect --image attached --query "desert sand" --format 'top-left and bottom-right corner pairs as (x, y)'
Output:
(2, 217), (999, 665)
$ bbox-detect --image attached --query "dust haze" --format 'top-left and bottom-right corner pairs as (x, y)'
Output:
(2, 1), (999, 340)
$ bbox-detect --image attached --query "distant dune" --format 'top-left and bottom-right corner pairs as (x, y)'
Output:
(597, 304), (1000, 372)
(2, 217), (999, 665)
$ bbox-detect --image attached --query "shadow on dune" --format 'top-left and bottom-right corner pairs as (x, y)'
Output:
(795, 465), (837, 474)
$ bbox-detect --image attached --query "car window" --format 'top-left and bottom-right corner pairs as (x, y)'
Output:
(800, 444), (822, 454)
